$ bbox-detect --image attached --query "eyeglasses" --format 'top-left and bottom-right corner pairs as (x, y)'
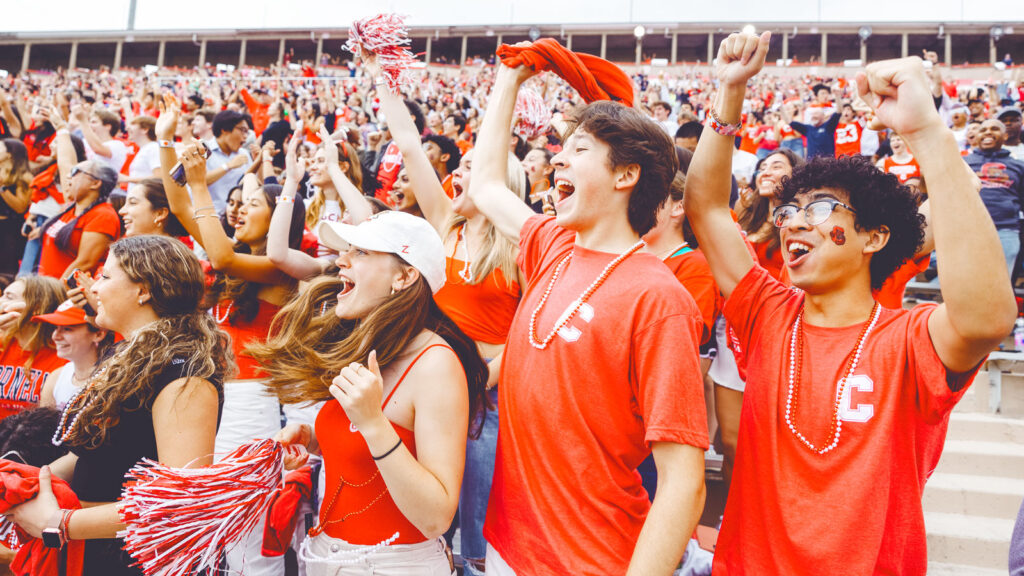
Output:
(772, 198), (856, 228)
(71, 166), (101, 180)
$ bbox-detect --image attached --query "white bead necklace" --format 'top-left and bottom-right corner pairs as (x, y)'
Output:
(213, 302), (233, 324)
(785, 301), (882, 455)
(52, 363), (111, 446)
(457, 224), (473, 283)
(528, 240), (646, 350)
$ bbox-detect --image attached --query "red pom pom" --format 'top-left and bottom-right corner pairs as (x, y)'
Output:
(119, 439), (301, 576)
(345, 14), (419, 92)
(514, 88), (552, 141)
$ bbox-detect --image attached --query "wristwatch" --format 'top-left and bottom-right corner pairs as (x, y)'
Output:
(41, 510), (65, 549)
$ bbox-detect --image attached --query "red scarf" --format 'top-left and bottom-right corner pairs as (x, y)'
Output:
(0, 460), (84, 576)
(496, 39), (634, 106)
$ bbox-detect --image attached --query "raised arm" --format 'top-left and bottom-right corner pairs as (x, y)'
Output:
(683, 33), (770, 298)
(363, 56), (451, 233)
(178, 142), (290, 284)
(318, 125), (372, 224)
(70, 105), (112, 158)
(857, 59), (1017, 372)
(155, 94), (205, 245)
(266, 136), (327, 280)
(466, 63), (538, 242)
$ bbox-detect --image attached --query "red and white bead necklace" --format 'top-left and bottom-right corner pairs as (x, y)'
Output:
(52, 364), (110, 446)
(528, 240), (646, 350)
(785, 301), (881, 454)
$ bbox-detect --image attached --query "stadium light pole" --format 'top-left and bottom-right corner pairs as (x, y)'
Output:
(634, 25), (645, 65)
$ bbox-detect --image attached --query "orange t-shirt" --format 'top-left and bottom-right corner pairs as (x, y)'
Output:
(455, 139), (474, 155)
(874, 254), (930, 310)
(714, 266), (977, 575)
(433, 233), (521, 345)
(753, 240), (788, 283)
(834, 121), (863, 157)
(484, 216), (709, 575)
(0, 342), (66, 420)
(38, 203), (122, 279)
(739, 123), (760, 154)
(883, 156), (922, 183)
(213, 298), (281, 380)
(663, 245), (721, 345)
(239, 89), (270, 135)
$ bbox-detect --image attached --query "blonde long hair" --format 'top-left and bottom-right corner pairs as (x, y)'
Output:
(305, 140), (363, 229)
(441, 152), (525, 286)
(64, 236), (234, 448)
(0, 276), (65, 373)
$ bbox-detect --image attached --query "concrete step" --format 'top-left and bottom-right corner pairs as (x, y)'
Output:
(925, 512), (1014, 571)
(923, 472), (1024, 520)
(927, 561), (1006, 575)
(934, 440), (1024, 479)
(947, 412), (1024, 444)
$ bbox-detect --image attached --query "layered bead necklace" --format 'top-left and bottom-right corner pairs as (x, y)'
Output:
(52, 363), (111, 446)
(785, 301), (882, 454)
(528, 240), (646, 350)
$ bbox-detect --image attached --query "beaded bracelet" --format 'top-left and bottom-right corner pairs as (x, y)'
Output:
(193, 205), (216, 215)
(705, 108), (741, 137)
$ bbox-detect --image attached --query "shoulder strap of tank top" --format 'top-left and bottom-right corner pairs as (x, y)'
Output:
(381, 343), (455, 407)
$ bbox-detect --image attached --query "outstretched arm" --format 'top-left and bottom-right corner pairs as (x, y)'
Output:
(267, 136), (328, 280)
(318, 125), (372, 224)
(857, 59), (1017, 372)
(684, 33), (770, 298)
(363, 55), (452, 233)
(467, 63), (538, 242)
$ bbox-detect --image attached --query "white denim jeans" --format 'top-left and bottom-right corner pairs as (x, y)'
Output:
(301, 533), (454, 576)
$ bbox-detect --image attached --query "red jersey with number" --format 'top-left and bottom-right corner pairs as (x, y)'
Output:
(713, 265), (978, 575)
(834, 122), (863, 157)
(882, 156), (922, 183)
(484, 215), (708, 576)
(0, 342), (66, 420)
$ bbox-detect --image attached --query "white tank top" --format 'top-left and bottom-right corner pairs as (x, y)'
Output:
(51, 365), (81, 411)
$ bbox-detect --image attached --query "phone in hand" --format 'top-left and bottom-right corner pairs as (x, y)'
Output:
(66, 269), (97, 317)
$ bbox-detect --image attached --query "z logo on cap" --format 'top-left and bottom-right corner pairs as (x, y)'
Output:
(400, 246), (410, 254)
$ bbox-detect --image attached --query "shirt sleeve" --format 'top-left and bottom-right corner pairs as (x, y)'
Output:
(721, 265), (799, 372)
(905, 304), (981, 423)
(516, 215), (568, 284)
(634, 308), (710, 449)
(82, 206), (121, 239)
(790, 121), (808, 135)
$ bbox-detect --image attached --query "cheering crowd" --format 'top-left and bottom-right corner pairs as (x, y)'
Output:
(0, 25), (1021, 576)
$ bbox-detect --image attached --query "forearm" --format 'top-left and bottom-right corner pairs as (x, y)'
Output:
(189, 181), (236, 267)
(0, 188), (28, 215)
(327, 165), (373, 224)
(472, 70), (518, 201)
(909, 126), (1016, 338)
(159, 147), (203, 242)
(626, 444), (705, 576)
(266, 181), (298, 266)
(49, 453), (78, 484)
(204, 164), (233, 185)
(78, 123), (110, 157)
(359, 418), (459, 538)
(66, 502), (123, 541)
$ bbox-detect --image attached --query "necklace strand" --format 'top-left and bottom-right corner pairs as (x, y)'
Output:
(457, 224), (473, 283)
(213, 302), (233, 324)
(528, 240), (646, 350)
(52, 364), (111, 446)
(785, 302), (881, 455)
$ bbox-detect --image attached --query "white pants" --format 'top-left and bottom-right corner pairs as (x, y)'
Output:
(216, 380), (324, 576)
(708, 318), (746, 392)
(484, 544), (517, 576)
(302, 533), (454, 576)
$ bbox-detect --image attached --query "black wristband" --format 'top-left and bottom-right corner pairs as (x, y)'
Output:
(372, 438), (403, 461)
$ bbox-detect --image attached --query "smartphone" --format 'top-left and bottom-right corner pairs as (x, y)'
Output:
(20, 221), (31, 235)
(66, 269), (97, 317)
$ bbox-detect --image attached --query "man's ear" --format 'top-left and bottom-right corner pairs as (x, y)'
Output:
(613, 163), (641, 191)
(862, 225), (890, 255)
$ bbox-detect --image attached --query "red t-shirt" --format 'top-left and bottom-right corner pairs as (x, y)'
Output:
(713, 266), (978, 575)
(739, 124), (760, 154)
(0, 342), (66, 420)
(834, 121), (863, 157)
(38, 203), (121, 279)
(874, 254), (931, 310)
(663, 246), (721, 345)
(483, 216), (709, 575)
(883, 155), (922, 183)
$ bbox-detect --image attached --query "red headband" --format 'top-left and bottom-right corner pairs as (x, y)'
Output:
(496, 38), (635, 106)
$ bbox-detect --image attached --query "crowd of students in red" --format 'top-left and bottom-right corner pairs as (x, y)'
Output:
(0, 34), (1019, 576)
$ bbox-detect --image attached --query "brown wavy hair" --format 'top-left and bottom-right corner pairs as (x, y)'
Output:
(64, 235), (234, 449)
(246, 270), (489, 435)
(0, 276), (65, 373)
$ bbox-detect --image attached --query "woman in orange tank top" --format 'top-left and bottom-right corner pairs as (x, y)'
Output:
(251, 211), (487, 575)
(364, 54), (524, 575)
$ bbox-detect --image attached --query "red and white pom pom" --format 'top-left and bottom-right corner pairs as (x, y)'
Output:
(345, 13), (418, 91)
(119, 439), (301, 576)
(0, 518), (20, 550)
(514, 88), (552, 141)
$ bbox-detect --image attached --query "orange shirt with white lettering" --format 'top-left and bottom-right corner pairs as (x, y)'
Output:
(0, 342), (66, 420)
(834, 122), (863, 157)
(713, 265), (977, 575)
(484, 216), (708, 576)
(882, 155), (922, 183)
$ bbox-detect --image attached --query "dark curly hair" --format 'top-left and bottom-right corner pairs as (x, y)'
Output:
(0, 408), (69, 467)
(575, 101), (678, 236)
(779, 155), (925, 291)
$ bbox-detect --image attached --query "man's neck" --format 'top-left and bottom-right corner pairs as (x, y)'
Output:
(217, 136), (236, 154)
(574, 216), (641, 253)
(643, 228), (686, 259)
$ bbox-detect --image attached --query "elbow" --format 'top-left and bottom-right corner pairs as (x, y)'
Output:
(416, 509), (457, 540)
(206, 251), (235, 271)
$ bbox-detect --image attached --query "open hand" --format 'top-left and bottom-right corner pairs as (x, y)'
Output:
(155, 93), (181, 140)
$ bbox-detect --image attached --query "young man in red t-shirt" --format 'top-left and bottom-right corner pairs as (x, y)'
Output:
(685, 33), (1016, 575)
(469, 63), (708, 576)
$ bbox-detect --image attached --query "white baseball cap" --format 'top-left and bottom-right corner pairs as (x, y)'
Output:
(319, 211), (446, 294)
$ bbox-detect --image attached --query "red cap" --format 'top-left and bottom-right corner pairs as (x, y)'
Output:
(32, 300), (88, 326)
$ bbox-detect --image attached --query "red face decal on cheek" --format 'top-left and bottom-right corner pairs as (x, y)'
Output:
(830, 226), (846, 246)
